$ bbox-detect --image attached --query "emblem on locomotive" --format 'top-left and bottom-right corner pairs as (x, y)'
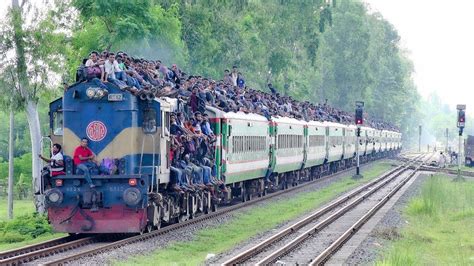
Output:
(86, 121), (107, 141)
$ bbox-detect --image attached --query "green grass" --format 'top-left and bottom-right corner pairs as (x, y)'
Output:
(377, 175), (474, 266)
(0, 232), (65, 251)
(0, 199), (36, 222)
(0, 199), (65, 251)
(119, 161), (395, 266)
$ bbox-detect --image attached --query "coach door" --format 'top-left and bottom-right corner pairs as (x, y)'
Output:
(159, 106), (171, 184)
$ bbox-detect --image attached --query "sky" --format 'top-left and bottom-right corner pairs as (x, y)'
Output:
(1, 1), (473, 113)
(364, 0), (474, 114)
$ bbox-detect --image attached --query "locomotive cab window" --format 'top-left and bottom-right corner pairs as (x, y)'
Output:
(143, 108), (157, 134)
(52, 111), (64, 136)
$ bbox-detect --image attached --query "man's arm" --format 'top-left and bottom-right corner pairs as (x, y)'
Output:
(38, 154), (51, 163)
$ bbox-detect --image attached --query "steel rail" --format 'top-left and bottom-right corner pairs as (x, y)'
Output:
(0, 235), (81, 260)
(309, 154), (431, 265)
(251, 154), (427, 266)
(0, 236), (98, 266)
(419, 165), (474, 177)
(40, 156), (396, 266)
(220, 155), (423, 265)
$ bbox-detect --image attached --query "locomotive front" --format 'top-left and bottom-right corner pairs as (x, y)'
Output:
(44, 82), (168, 233)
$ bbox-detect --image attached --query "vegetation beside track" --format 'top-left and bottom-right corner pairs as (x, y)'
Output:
(447, 165), (474, 172)
(119, 161), (395, 265)
(0, 199), (35, 221)
(0, 199), (64, 251)
(377, 174), (474, 265)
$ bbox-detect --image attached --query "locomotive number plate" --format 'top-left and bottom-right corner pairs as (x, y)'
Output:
(108, 93), (123, 101)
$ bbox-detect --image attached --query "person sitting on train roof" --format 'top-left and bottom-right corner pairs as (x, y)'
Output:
(102, 53), (128, 91)
(73, 138), (97, 188)
(115, 54), (142, 90)
(77, 50), (401, 132)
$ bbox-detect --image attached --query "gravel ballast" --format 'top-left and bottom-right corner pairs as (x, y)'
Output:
(342, 172), (430, 265)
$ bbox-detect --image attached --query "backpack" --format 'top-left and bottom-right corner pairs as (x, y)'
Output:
(101, 158), (117, 175)
(86, 66), (102, 80)
(76, 65), (88, 82)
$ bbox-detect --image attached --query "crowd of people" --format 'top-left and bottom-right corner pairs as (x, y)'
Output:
(77, 50), (400, 194)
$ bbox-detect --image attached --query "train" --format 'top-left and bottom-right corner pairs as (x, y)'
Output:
(42, 81), (402, 233)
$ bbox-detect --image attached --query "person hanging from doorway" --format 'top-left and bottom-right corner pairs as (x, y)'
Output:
(39, 143), (65, 189)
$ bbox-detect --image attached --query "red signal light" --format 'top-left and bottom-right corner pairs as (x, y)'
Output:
(55, 179), (63, 187)
(129, 178), (137, 186)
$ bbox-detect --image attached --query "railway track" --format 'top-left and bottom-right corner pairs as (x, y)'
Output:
(222, 153), (429, 265)
(0, 234), (128, 266)
(0, 155), (403, 266)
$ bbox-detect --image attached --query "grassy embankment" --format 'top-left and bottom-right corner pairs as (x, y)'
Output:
(120, 160), (396, 265)
(447, 164), (474, 172)
(377, 175), (474, 265)
(0, 199), (65, 251)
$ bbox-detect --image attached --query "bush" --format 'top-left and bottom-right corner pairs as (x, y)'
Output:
(0, 213), (53, 243)
(0, 232), (27, 244)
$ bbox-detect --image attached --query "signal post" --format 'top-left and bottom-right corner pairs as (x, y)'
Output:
(455, 104), (466, 181)
(353, 101), (364, 179)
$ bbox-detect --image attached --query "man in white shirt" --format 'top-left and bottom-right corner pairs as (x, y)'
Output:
(39, 143), (65, 189)
(102, 53), (127, 89)
(39, 143), (65, 177)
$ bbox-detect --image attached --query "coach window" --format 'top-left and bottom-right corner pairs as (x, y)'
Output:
(52, 111), (64, 136)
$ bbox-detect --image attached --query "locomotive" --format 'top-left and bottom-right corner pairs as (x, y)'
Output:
(42, 81), (402, 234)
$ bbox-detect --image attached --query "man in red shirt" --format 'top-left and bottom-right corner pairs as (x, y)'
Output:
(74, 138), (97, 188)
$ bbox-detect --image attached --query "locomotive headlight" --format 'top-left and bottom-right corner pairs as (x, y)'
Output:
(123, 187), (142, 206)
(95, 88), (108, 99)
(86, 88), (96, 98)
(45, 188), (63, 207)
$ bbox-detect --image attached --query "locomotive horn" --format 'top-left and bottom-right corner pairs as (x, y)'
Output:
(139, 92), (148, 101)
(149, 87), (158, 94)
(146, 92), (155, 101)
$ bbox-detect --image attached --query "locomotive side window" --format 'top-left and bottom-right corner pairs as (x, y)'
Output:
(53, 111), (64, 136)
(143, 108), (157, 134)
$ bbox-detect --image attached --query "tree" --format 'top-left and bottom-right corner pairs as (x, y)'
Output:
(0, 79), (15, 219)
(0, 0), (68, 212)
(68, 0), (187, 79)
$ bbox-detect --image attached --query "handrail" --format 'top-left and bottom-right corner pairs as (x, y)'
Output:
(139, 134), (156, 193)
(39, 136), (53, 194)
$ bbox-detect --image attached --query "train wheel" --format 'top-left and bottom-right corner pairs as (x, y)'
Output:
(211, 199), (218, 212)
(146, 224), (153, 233)
(179, 214), (189, 223)
(241, 187), (247, 202)
(246, 190), (252, 201)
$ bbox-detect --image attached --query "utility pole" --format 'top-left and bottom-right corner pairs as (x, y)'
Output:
(353, 101), (364, 179)
(418, 125), (422, 153)
(445, 128), (449, 153)
(8, 107), (14, 219)
(455, 104), (466, 181)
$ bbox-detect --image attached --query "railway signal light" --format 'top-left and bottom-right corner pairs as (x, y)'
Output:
(354, 101), (364, 179)
(455, 104), (467, 181)
(458, 110), (465, 128)
(355, 101), (364, 126)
